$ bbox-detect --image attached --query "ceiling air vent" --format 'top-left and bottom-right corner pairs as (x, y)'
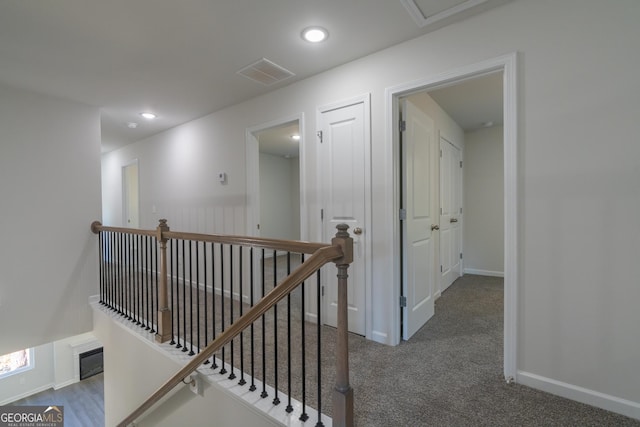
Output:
(237, 58), (295, 86)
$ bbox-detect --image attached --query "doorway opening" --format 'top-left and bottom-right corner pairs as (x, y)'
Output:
(122, 160), (139, 228)
(389, 53), (518, 381)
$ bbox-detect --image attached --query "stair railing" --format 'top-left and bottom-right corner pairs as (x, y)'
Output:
(91, 219), (354, 427)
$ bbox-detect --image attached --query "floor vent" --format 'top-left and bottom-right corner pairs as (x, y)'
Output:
(237, 58), (295, 86)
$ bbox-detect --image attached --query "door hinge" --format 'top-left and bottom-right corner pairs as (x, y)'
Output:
(460, 160), (463, 168)
(320, 208), (324, 221)
(440, 207), (443, 215)
(400, 295), (407, 307)
(460, 207), (463, 214)
(322, 286), (325, 297)
(440, 149), (443, 158)
(460, 253), (463, 259)
(399, 208), (407, 221)
(317, 130), (323, 143)
(399, 120), (406, 132)
(440, 265), (443, 272)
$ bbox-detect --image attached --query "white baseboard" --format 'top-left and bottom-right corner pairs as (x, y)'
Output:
(517, 371), (640, 421)
(464, 268), (504, 277)
(371, 330), (389, 345)
(0, 383), (54, 406)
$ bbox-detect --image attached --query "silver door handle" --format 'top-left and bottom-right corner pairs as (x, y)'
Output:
(450, 218), (458, 223)
(353, 227), (363, 235)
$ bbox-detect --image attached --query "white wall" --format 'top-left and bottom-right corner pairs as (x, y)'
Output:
(93, 308), (280, 427)
(0, 343), (54, 405)
(101, 0), (640, 416)
(259, 153), (300, 240)
(463, 125), (504, 275)
(0, 84), (101, 355)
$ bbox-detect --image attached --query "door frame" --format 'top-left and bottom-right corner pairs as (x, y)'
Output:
(439, 132), (464, 295)
(385, 52), (518, 381)
(316, 93), (372, 338)
(245, 113), (307, 241)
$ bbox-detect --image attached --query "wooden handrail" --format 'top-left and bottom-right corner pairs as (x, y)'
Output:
(91, 220), (328, 254)
(117, 244), (345, 427)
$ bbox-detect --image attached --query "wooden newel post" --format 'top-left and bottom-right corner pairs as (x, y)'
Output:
(332, 224), (354, 427)
(155, 219), (172, 343)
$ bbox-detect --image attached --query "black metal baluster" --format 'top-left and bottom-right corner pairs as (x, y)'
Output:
(189, 240), (195, 356)
(286, 252), (293, 413)
(136, 235), (141, 325)
(182, 239), (187, 352)
(249, 247), (256, 391)
(141, 236), (146, 329)
(142, 236), (151, 331)
(316, 270), (323, 427)
(119, 233), (124, 315)
(238, 246), (246, 385)
(228, 245), (236, 380)
(127, 234), (133, 320)
(299, 253), (309, 422)
(260, 249), (267, 398)
(211, 243), (218, 369)
(98, 232), (104, 304)
(109, 232), (114, 307)
(203, 243), (209, 364)
(175, 240), (182, 348)
(272, 249), (280, 405)
(138, 235), (143, 326)
(220, 244), (227, 374)
(151, 236), (157, 334)
(196, 241), (201, 356)
(169, 240), (175, 344)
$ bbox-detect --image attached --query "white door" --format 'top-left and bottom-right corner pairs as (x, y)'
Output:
(319, 100), (368, 336)
(440, 137), (462, 291)
(401, 100), (437, 340)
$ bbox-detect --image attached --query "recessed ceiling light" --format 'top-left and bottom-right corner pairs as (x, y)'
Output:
(302, 27), (328, 43)
(140, 112), (157, 120)
(291, 134), (301, 141)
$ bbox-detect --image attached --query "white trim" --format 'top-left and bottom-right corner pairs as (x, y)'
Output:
(463, 268), (504, 278)
(316, 93), (373, 339)
(0, 383), (54, 406)
(69, 336), (102, 386)
(517, 371), (640, 421)
(400, 0), (489, 29)
(385, 52), (518, 381)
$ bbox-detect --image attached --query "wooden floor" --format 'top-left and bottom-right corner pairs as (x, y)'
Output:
(9, 373), (104, 427)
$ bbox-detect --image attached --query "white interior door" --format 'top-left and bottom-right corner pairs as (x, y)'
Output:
(440, 137), (462, 291)
(401, 99), (437, 340)
(320, 100), (367, 336)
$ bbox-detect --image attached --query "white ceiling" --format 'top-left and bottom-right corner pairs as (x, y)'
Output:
(0, 0), (511, 152)
(428, 71), (503, 132)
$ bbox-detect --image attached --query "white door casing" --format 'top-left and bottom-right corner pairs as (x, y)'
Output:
(386, 53), (517, 381)
(440, 137), (462, 292)
(319, 97), (370, 336)
(401, 99), (437, 340)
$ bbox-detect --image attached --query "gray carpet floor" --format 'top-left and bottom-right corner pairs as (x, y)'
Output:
(343, 274), (640, 426)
